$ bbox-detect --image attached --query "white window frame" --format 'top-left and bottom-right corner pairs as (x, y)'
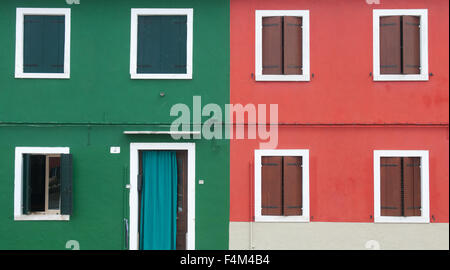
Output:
(129, 8), (193, 80)
(14, 147), (71, 221)
(255, 10), (310, 82)
(373, 150), (430, 223)
(254, 149), (310, 222)
(373, 9), (428, 81)
(15, 8), (71, 79)
(129, 143), (196, 250)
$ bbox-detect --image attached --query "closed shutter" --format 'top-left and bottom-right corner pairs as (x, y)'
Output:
(403, 157), (421, 216)
(261, 156), (283, 215)
(23, 15), (65, 74)
(262, 16), (283, 75)
(22, 154), (32, 215)
(283, 156), (302, 216)
(402, 16), (421, 74)
(60, 154), (73, 215)
(380, 157), (402, 216)
(379, 16), (402, 74)
(283, 16), (302, 75)
(137, 16), (187, 74)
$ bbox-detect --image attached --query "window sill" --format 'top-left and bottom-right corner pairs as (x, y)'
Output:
(15, 73), (70, 79)
(373, 74), (429, 81)
(130, 73), (192, 80)
(14, 214), (70, 221)
(255, 74), (310, 82)
(255, 216), (310, 223)
(374, 216), (429, 224)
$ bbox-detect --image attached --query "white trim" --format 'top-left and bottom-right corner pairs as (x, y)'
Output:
(373, 9), (428, 81)
(14, 147), (70, 221)
(255, 10), (310, 82)
(129, 143), (196, 250)
(129, 8), (193, 80)
(254, 149), (310, 222)
(373, 150), (430, 223)
(15, 8), (71, 79)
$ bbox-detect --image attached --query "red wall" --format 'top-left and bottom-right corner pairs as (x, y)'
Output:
(229, 0), (449, 222)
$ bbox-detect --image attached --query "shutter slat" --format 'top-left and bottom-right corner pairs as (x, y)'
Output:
(403, 157), (421, 216)
(283, 156), (302, 216)
(402, 16), (421, 74)
(261, 156), (283, 215)
(60, 154), (73, 215)
(283, 16), (302, 75)
(262, 16), (283, 75)
(379, 16), (402, 74)
(380, 157), (402, 216)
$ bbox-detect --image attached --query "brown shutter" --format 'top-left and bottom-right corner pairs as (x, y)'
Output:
(176, 151), (188, 250)
(283, 156), (302, 216)
(403, 157), (421, 216)
(379, 16), (402, 74)
(402, 16), (421, 74)
(261, 156), (283, 215)
(380, 157), (402, 216)
(262, 16), (283, 75)
(283, 16), (302, 75)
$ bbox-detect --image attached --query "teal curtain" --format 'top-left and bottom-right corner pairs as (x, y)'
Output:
(140, 151), (178, 250)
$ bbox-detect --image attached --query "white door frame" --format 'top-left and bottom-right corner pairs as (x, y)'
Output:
(129, 143), (196, 250)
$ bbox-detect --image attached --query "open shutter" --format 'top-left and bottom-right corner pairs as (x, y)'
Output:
(60, 154), (73, 215)
(262, 16), (283, 75)
(403, 157), (421, 216)
(261, 156), (283, 215)
(283, 16), (302, 75)
(176, 151), (188, 250)
(379, 16), (402, 74)
(283, 156), (303, 216)
(402, 16), (421, 74)
(380, 157), (402, 216)
(22, 154), (31, 215)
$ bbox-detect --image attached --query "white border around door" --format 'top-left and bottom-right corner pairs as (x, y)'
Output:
(129, 143), (196, 250)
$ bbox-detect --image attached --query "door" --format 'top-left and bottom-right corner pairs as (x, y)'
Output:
(138, 150), (188, 250)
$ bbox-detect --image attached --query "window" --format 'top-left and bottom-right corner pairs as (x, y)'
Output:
(254, 150), (309, 222)
(14, 147), (73, 221)
(130, 9), (193, 79)
(373, 9), (428, 81)
(374, 150), (430, 223)
(15, 8), (71, 79)
(255, 10), (310, 81)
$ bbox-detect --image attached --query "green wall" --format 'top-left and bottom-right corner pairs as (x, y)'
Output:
(0, 0), (230, 250)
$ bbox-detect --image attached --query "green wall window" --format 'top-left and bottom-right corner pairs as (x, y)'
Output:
(23, 15), (65, 74)
(130, 9), (193, 79)
(15, 8), (71, 79)
(137, 15), (187, 74)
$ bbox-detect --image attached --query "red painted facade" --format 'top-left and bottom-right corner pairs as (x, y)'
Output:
(229, 0), (449, 222)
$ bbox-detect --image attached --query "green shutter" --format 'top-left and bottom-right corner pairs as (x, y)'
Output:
(23, 15), (65, 74)
(137, 15), (187, 74)
(22, 154), (31, 215)
(60, 154), (73, 215)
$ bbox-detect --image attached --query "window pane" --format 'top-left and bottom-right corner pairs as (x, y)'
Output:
(23, 15), (65, 74)
(137, 15), (187, 74)
(29, 155), (46, 212)
(48, 157), (61, 210)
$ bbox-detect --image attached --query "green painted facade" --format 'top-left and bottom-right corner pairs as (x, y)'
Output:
(0, 0), (230, 250)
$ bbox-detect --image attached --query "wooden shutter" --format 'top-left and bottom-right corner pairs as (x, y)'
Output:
(23, 15), (65, 74)
(402, 16), (421, 74)
(403, 157), (421, 216)
(261, 156), (283, 215)
(379, 16), (402, 74)
(60, 154), (73, 215)
(380, 157), (402, 216)
(283, 156), (302, 216)
(22, 154), (31, 215)
(176, 151), (188, 250)
(137, 16), (160, 74)
(283, 16), (302, 75)
(262, 16), (283, 75)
